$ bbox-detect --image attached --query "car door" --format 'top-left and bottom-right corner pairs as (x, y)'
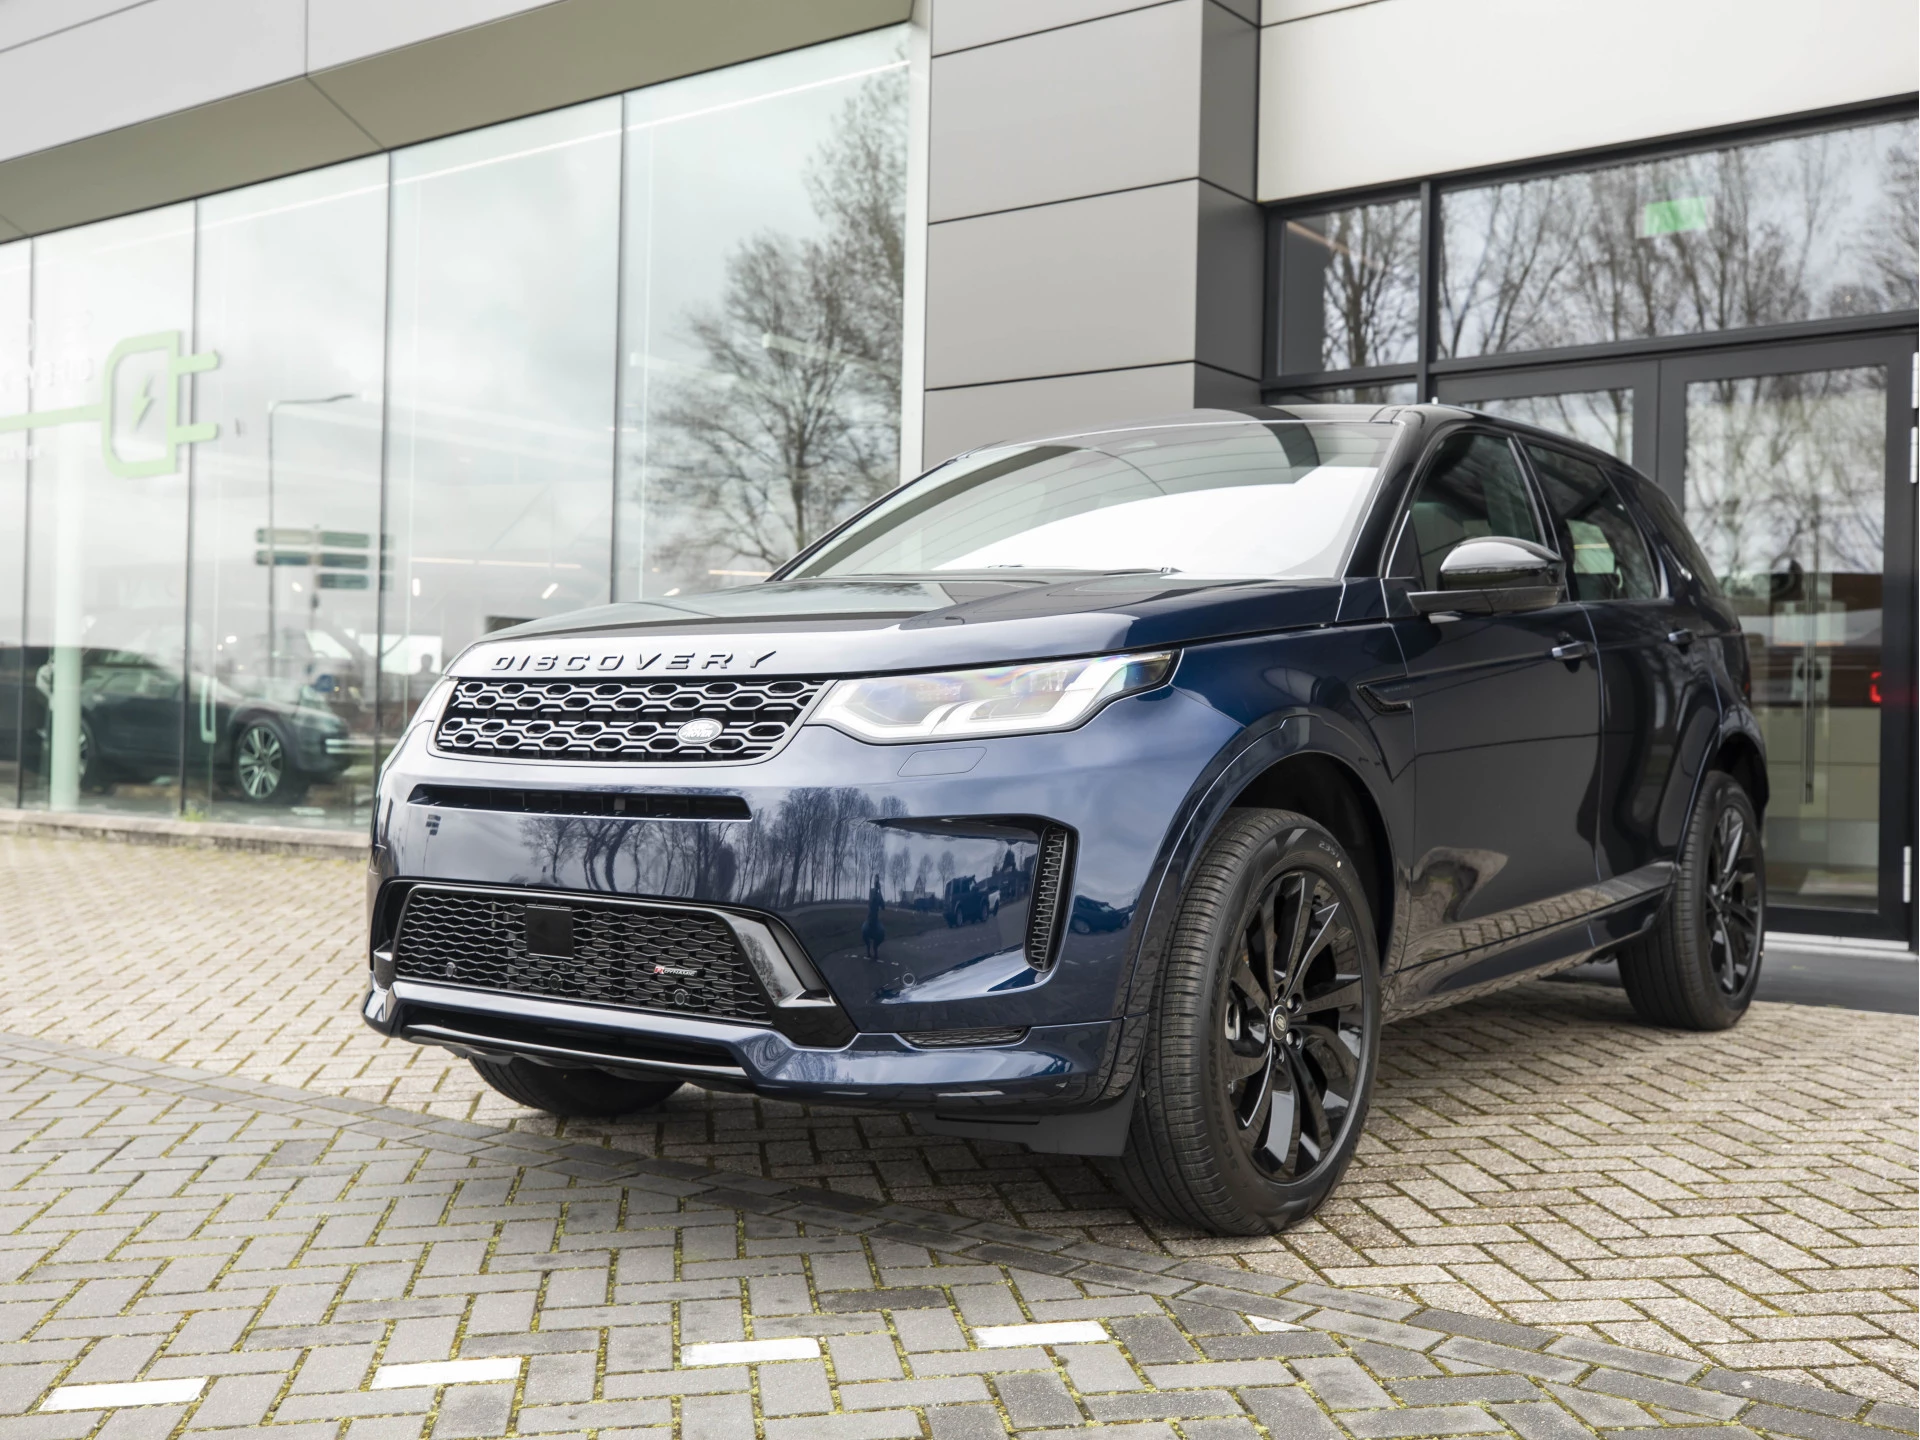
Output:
(1525, 443), (1723, 925)
(1382, 429), (1604, 991)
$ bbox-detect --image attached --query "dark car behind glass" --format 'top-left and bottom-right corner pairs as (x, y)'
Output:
(10, 648), (352, 803)
(364, 405), (1768, 1234)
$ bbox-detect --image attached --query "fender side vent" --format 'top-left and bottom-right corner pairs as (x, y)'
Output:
(1024, 825), (1074, 970)
(901, 1026), (1029, 1049)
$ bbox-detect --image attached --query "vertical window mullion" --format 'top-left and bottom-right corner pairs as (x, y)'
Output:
(1416, 179), (1436, 403)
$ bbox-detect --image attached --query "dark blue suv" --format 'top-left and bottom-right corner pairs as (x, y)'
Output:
(365, 406), (1767, 1234)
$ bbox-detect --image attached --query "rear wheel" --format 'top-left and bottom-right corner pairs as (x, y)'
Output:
(1617, 771), (1764, 1030)
(469, 1057), (682, 1117)
(234, 721), (305, 804)
(1104, 809), (1380, 1234)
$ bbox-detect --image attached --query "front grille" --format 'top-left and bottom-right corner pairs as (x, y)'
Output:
(901, 1027), (1029, 1048)
(435, 678), (824, 763)
(408, 784), (751, 821)
(1024, 826), (1073, 969)
(391, 886), (771, 1023)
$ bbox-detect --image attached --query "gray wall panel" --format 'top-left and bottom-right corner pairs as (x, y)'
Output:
(929, 1), (1199, 222)
(1193, 182), (1262, 379)
(307, 0), (563, 71)
(931, 0), (1169, 55)
(0, 0), (305, 164)
(1198, 0), (1257, 198)
(924, 181), (1199, 390)
(922, 363), (1206, 462)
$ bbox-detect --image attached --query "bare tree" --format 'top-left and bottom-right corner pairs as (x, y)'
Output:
(652, 67), (907, 579)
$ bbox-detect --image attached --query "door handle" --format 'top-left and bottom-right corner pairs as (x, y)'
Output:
(1550, 640), (1595, 662)
(1666, 628), (1695, 647)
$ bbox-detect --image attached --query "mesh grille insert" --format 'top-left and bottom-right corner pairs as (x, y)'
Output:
(436, 677), (824, 762)
(901, 1026), (1029, 1049)
(1024, 826), (1073, 969)
(392, 886), (771, 1023)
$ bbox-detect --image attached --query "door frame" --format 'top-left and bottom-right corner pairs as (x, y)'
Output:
(1442, 337), (1916, 944)
(1657, 336), (1915, 944)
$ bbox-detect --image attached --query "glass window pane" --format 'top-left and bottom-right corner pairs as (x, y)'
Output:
(1684, 366), (1887, 912)
(1278, 198), (1421, 373)
(1390, 433), (1540, 587)
(616, 29), (909, 600)
(385, 100), (621, 733)
(188, 157), (388, 826)
(23, 206), (195, 816)
(1524, 444), (1656, 600)
(1468, 389), (1632, 461)
(1441, 118), (1918, 357)
(0, 240), (25, 805)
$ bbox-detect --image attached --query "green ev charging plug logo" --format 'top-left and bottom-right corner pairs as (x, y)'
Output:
(0, 330), (219, 476)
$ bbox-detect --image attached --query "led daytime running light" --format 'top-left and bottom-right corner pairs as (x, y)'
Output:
(813, 651), (1175, 743)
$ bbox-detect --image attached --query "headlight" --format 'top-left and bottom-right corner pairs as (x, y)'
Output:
(812, 652), (1176, 743)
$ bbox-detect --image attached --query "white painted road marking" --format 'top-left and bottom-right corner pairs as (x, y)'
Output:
(974, 1321), (1108, 1347)
(683, 1337), (822, 1365)
(371, 1357), (523, 1389)
(42, 1378), (207, 1411)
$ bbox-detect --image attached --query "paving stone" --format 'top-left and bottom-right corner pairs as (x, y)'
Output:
(763, 1414), (923, 1440)
(1581, 1367), (1746, 1419)
(1338, 1405), (1505, 1436)
(926, 1404), (1008, 1440)
(1737, 1406), (1901, 1440)
(1487, 1401), (1598, 1440)
(993, 1371), (1083, 1428)
(1063, 1343), (1148, 1393)
(1086, 1390), (1241, 1420)
(1293, 1356), (1392, 1409)
(1388, 1373), (1544, 1405)
(1239, 1386), (1345, 1440)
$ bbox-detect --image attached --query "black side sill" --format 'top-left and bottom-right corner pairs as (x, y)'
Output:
(408, 784), (750, 821)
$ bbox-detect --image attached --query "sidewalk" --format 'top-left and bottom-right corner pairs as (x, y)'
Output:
(1, 832), (1913, 1414)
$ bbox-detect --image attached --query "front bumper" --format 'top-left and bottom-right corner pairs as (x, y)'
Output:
(362, 974), (1124, 1110)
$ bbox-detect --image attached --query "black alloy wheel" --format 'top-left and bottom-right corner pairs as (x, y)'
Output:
(1618, 770), (1764, 1030)
(1221, 867), (1369, 1182)
(77, 721), (109, 793)
(1105, 808), (1380, 1234)
(234, 721), (291, 803)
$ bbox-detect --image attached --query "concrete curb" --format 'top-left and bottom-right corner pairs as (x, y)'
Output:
(0, 806), (364, 860)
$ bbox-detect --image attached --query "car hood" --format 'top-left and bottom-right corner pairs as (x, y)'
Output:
(450, 574), (1377, 679)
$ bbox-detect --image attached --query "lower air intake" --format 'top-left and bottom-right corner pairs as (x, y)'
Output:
(901, 1027), (1029, 1048)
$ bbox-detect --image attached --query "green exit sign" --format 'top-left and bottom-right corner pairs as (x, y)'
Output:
(1639, 196), (1712, 238)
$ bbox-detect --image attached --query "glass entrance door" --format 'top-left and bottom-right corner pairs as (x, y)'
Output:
(1443, 340), (1915, 942)
(1667, 341), (1915, 940)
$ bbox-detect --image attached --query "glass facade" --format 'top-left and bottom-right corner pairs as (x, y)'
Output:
(1439, 120), (1917, 358)
(1270, 108), (1918, 940)
(0, 26), (909, 831)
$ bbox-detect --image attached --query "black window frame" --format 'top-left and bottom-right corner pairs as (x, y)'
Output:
(1378, 426), (1549, 587)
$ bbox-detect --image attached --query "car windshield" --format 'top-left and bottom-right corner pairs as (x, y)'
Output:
(792, 419), (1399, 580)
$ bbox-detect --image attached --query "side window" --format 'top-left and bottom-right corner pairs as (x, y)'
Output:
(1525, 444), (1658, 601)
(1633, 477), (1725, 598)
(1389, 432), (1541, 590)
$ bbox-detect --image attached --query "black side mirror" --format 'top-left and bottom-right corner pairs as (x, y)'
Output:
(1411, 536), (1563, 617)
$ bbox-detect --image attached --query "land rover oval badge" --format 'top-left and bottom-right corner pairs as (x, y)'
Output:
(676, 717), (723, 744)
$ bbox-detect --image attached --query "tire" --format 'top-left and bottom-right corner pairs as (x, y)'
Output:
(1617, 771), (1764, 1030)
(1104, 809), (1381, 1234)
(469, 1057), (682, 1117)
(233, 720), (305, 804)
(76, 722), (111, 793)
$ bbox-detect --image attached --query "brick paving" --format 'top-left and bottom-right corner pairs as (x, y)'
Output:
(1, 833), (1914, 1421)
(3, 1034), (1915, 1440)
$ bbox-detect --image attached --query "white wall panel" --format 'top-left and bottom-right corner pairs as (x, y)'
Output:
(922, 362), (1207, 462)
(0, 0), (148, 53)
(0, 0), (304, 164)
(932, 0), (1171, 55)
(1259, 0), (1919, 201)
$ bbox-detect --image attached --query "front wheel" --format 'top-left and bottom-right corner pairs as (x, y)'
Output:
(1104, 809), (1380, 1234)
(1616, 771), (1764, 1030)
(470, 1057), (682, 1117)
(233, 720), (304, 804)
